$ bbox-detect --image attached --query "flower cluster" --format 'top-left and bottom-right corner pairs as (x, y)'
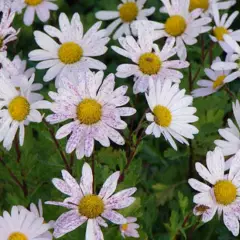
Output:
(1, 0), (240, 238)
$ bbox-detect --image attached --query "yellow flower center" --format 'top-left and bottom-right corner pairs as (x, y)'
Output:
(213, 27), (229, 41)
(78, 194), (104, 219)
(8, 232), (28, 240)
(8, 96), (30, 122)
(121, 223), (128, 231)
(119, 2), (138, 22)
(138, 53), (162, 75)
(214, 180), (237, 205)
(189, 0), (209, 12)
(58, 42), (83, 64)
(76, 98), (102, 125)
(165, 15), (187, 37)
(25, 0), (42, 6)
(212, 75), (226, 89)
(153, 105), (172, 127)
(195, 205), (209, 213)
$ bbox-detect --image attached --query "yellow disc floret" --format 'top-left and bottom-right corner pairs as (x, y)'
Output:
(165, 15), (187, 37)
(138, 53), (161, 75)
(214, 180), (237, 205)
(119, 2), (138, 22)
(213, 27), (229, 41)
(78, 194), (104, 219)
(25, 0), (42, 6)
(212, 75), (226, 89)
(77, 98), (102, 125)
(8, 232), (28, 240)
(121, 223), (129, 231)
(58, 42), (83, 64)
(153, 105), (172, 127)
(189, 0), (209, 12)
(8, 96), (30, 122)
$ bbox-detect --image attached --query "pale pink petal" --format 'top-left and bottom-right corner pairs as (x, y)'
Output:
(84, 136), (94, 157)
(66, 125), (85, 153)
(53, 210), (87, 238)
(80, 163), (93, 195)
(102, 210), (126, 224)
(55, 122), (76, 139)
(223, 212), (239, 236)
(52, 178), (72, 195)
(45, 201), (76, 209)
(61, 170), (81, 193)
(98, 171), (120, 200)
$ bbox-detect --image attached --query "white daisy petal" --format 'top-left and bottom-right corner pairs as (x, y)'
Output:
(80, 163), (93, 195)
(102, 210), (126, 224)
(223, 212), (239, 236)
(99, 171), (120, 200)
(53, 210), (87, 238)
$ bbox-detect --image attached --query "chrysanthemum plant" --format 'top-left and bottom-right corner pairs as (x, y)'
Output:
(1, 0), (240, 239)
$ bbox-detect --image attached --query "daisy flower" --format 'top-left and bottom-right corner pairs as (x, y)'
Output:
(1, 0), (25, 14)
(0, 4), (19, 51)
(46, 162), (137, 239)
(95, 0), (155, 40)
(160, 0), (236, 16)
(210, 3), (240, 53)
(18, 200), (54, 239)
(21, 0), (58, 26)
(30, 199), (55, 228)
(46, 70), (136, 159)
(120, 217), (140, 238)
(150, 0), (212, 60)
(211, 35), (240, 83)
(215, 100), (240, 156)
(112, 27), (189, 94)
(145, 78), (199, 150)
(0, 54), (44, 102)
(29, 13), (110, 87)
(0, 72), (51, 150)
(29, 200), (54, 238)
(188, 0), (236, 16)
(0, 206), (52, 239)
(192, 56), (233, 97)
(188, 147), (240, 236)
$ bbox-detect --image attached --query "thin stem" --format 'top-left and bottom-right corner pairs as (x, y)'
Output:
(173, 212), (192, 239)
(188, 218), (201, 240)
(188, 59), (193, 92)
(119, 129), (145, 183)
(129, 95), (139, 133)
(192, 45), (212, 84)
(201, 35), (205, 64)
(14, 137), (28, 197)
(43, 119), (71, 172)
(15, 138), (21, 163)
(209, 41), (214, 64)
(69, 152), (75, 174)
(120, 108), (149, 182)
(0, 156), (27, 196)
(224, 85), (236, 100)
(132, 108), (149, 136)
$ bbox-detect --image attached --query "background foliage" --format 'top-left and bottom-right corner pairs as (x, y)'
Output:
(1, 0), (240, 239)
